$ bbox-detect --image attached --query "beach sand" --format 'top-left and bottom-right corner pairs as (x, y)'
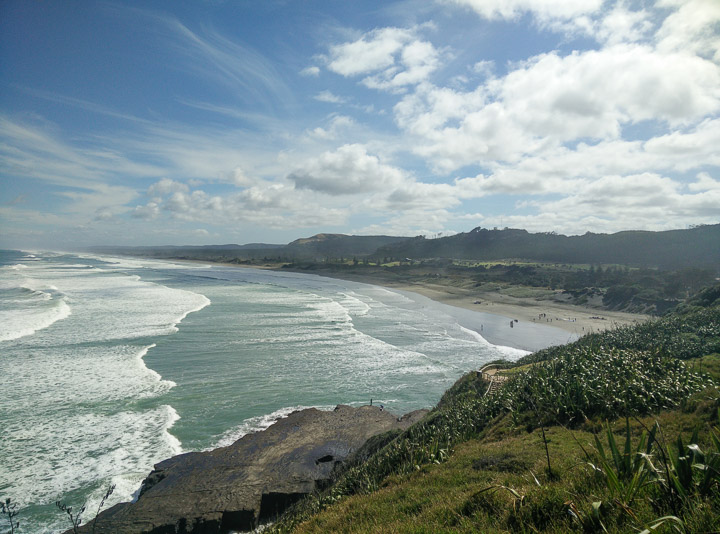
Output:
(171, 260), (651, 351)
(284, 268), (651, 340)
(383, 281), (649, 337)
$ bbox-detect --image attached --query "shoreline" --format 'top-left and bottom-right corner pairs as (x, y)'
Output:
(241, 265), (650, 337)
(378, 279), (649, 337)
(167, 258), (651, 351)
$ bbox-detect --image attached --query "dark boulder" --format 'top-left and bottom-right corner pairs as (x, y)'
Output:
(82, 405), (426, 533)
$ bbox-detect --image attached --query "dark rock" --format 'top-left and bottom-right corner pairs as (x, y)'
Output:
(82, 405), (427, 533)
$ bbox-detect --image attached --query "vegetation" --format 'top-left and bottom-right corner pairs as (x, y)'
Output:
(373, 224), (720, 270)
(1, 486), (115, 534)
(1, 499), (19, 534)
(265, 284), (720, 533)
(525, 286), (720, 364)
(6, 237), (719, 532)
(89, 225), (720, 315)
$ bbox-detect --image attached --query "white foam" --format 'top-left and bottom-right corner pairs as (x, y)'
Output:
(337, 292), (371, 316)
(0, 252), (210, 529)
(1, 404), (183, 512)
(75, 252), (213, 271)
(458, 325), (529, 359)
(0, 293), (72, 341)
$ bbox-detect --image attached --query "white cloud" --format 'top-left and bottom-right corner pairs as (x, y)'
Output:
(656, 0), (720, 62)
(507, 172), (720, 233)
(328, 27), (412, 76)
(472, 60), (494, 77)
(300, 66), (320, 76)
(355, 210), (455, 238)
(394, 43), (720, 172)
(289, 144), (408, 195)
(306, 115), (356, 140)
(314, 91), (347, 104)
(327, 27), (440, 91)
(133, 202), (160, 220)
(93, 208), (114, 221)
(363, 39), (439, 91)
(384, 181), (459, 210)
(593, 3), (653, 45)
(688, 172), (720, 192)
(133, 183), (349, 230)
(0, 115), (164, 189)
(166, 18), (294, 109)
(447, 0), (603, 23)
(147, 178), (189, 198)
(231, 168), (254, 187)
(473, 118), (720, 191)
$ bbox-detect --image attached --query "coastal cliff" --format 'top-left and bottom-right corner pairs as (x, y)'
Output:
(80, 405), (427, 533)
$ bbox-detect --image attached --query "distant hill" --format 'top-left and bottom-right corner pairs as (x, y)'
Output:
(87, 242), (284, 260)
(283, 234), (408, 258)
(87, 225), (718, 269)
(87, 234), (408, 261)
(374, 224), (720, 270)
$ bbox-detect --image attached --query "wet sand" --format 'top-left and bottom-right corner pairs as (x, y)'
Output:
(167, 260), (652, 351)
(381, 280), (650, 338)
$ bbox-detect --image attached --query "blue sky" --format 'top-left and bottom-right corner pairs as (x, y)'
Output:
(1, 0), (719, 248)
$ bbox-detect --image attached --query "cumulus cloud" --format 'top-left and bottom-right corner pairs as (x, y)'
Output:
(231, 167), (254, 187)
(446, 0), (603, 21)
(147, 178), (189, 199)
(448, 0), (655, 46)
(593, 3), (653, 45)
(517, 172), (720, 231)
(133, 202), (160, 219)
(688, 172), (720, 192)
(364, 40), (439, 91)
(289, 144), (408, 195)
(306, 115), (355, 140)
(93, 208), (114, 221)
(465, 118), (720, 192)
(314, 91), (347, 104)
(327, 27), (440, 91)
(385, 182), (459, 210)
(394, 42), (720, 172)
(300, 66), (320, 76)
(656, 0), (720, 62)
(132, 175), (352, 230)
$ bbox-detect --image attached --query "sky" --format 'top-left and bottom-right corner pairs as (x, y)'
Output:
(1, 0), (719, 249)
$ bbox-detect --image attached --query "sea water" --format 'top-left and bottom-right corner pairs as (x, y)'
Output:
(0, 250), (568, 533)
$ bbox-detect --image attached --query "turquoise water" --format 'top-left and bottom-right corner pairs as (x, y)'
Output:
(0, 250), (569, 532)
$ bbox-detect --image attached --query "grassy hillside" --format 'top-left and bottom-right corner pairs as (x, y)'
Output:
(374, 225), (720, 270)
(267, 285), (720, 533)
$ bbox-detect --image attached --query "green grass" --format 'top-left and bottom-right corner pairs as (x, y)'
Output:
(264, 286), (720, 533)
(497, 286), (556, 299)
(287, 407), (720, 534)
(268, 358), (715, 533)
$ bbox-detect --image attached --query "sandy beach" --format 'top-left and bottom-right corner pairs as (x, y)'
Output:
(280, 268), (651, 339)
(164, 259), (652, 349)
(383, 281), (650, 337)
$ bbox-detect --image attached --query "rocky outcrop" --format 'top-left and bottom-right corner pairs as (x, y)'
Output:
(82, 405), (427, 533)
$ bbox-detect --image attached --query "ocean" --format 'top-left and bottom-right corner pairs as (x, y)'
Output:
(0, 250), (570, 532)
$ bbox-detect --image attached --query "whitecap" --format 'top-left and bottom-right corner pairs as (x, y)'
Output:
(0, 295), (71, 342)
